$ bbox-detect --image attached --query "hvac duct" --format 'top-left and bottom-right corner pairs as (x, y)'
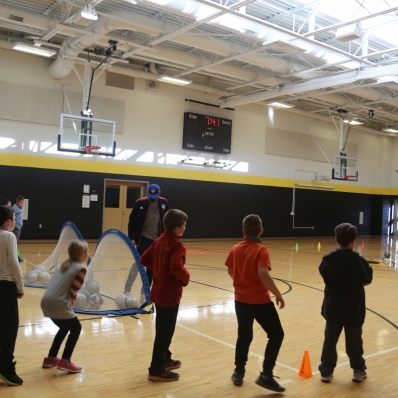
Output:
(2, 3), (394, 110)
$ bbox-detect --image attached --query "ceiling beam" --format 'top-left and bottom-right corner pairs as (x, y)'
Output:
(303, 5), (398, 37)
(193, 0), (373, 66)
(43, 0), (68, 16)
(122, 0), (257, 58)
(219, 63), (398, 107)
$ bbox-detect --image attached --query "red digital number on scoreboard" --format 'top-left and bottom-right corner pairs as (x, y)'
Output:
(205, 116), (220, 127)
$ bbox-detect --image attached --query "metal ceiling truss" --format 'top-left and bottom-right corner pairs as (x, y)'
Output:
(1, 0), (398, 132)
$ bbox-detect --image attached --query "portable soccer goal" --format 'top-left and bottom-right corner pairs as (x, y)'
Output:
(24, 221), (86, 288)
(73, 229), (152, 316)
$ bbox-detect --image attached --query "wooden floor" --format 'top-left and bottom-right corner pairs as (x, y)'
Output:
(3, 236), (398, 397)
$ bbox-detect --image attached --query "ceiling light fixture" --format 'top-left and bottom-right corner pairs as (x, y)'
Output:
(13, 42), (56, 57)
(267, 102), (295, 109)
(377, 76), (398, 84)
(382, 127), (398, 133)
(127, 0), (138, 3)
(156, 75), (192, 86)
(81, 4), (98, 20)
(343, 119), (363, 125)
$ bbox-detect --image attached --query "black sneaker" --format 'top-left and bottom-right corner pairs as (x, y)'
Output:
(165, 359), (181, 370)
(255, 372), (285, 392)
(18, 257), (24, 262)
(231, 370), (245, 386)
(148, 368), (180, 382)
(0, 361), (23, 386)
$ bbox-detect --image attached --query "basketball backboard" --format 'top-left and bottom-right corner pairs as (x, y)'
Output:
(58, 113), (116, 156)
(332, 155), (358, 181)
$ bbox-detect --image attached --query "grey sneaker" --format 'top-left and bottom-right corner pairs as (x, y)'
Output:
(321, 373), (333, 383)
(255, 372), (285, 392)
(124, 291), (131, 296)
(352, 370), (367, 382)
(231, 371), (245, 386)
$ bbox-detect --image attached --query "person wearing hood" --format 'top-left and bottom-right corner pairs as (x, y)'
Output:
(318, 223), (373, 384)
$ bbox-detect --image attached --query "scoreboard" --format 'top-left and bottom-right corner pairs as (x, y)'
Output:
(182, 112), (232, 154)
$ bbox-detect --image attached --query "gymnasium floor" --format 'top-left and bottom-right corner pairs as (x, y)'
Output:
(3, 236), (398, 397)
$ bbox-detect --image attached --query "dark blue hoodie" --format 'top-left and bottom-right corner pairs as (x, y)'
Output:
(319, 248), (373, 325)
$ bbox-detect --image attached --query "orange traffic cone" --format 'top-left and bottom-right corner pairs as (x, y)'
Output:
(298, 350), (312, 378)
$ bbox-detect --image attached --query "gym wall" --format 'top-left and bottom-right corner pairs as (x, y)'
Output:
(0, 48), (396, 239)
(0, 164), (391, 239)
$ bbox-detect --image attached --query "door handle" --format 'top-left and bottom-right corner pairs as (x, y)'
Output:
(123, 211), (127, 215)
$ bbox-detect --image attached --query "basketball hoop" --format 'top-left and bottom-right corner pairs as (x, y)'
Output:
(84, 145), (101, 162)
(343, 175), (358, 182)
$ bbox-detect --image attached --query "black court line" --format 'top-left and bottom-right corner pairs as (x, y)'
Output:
(279, 279), (398, 331)
(189, 280), (234, 293)
(185, 263), (227, 271)
(189, 278), (292, 297)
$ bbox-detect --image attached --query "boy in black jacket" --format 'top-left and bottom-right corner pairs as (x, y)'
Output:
(318, 223), (373, 383)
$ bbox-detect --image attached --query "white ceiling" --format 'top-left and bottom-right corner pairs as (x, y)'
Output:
(1, 0), (398, 132)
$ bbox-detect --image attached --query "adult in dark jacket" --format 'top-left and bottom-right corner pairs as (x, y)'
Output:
(318, 223), (373, 384)
(123, 184), (169, 300)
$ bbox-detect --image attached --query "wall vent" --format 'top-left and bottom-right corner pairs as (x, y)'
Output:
(7, 14), (25, 23)
(106, 72), (134, 90)
(146, 80), (160, 91)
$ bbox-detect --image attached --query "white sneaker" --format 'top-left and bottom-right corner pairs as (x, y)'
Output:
(321, 373), (333, 383)
(140, 293), (146, 304)
(124, 291), (131, 296)
(352, 370), (367, 382)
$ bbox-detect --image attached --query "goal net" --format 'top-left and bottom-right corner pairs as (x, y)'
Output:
(73, 229), (151, 316)
(24, 221), (85, 288)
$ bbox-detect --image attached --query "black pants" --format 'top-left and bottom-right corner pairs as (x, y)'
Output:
(48, 317), (82, 360)
(12, 227), (22, 244)
(319, 320), (366, 376)
(234, 301), (284, 374)
(0, 281), (19, 368)
(124, 236), (154, 292)
(149, 304), (179, 373)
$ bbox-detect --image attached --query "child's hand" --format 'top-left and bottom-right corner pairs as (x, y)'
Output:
(17, 293), (24, 299)
(275, 295), (285, 309)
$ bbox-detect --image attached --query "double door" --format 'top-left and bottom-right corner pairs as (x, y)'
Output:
(103, 180), (147, 235)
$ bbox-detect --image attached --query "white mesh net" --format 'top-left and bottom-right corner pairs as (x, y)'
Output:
(24, 221), (84, 288)
(73, 229), (151, 315)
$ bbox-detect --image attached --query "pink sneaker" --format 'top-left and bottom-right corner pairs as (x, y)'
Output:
(42, 356), (61, 368)
(57, 359), (82, 373)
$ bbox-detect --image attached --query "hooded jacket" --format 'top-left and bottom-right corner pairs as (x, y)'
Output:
(319, 248), (373, 325)
(127, 196), (168, 245)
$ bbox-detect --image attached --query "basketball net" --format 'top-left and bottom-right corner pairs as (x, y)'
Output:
(84, 146), (101, 162)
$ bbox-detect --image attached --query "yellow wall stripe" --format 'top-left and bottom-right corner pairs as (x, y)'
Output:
(0, 153), (394, 195)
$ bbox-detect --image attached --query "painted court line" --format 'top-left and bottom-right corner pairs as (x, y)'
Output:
(176, 323), (297, 372)
(177, 323), (398, 377)
(273, 260), (398, 282)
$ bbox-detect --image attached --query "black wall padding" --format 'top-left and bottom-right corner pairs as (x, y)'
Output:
(0, 165), (390, 239)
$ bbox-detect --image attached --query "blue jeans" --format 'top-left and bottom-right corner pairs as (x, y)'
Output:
(319, 321), (366, 376)
(234, 301), (284, 374)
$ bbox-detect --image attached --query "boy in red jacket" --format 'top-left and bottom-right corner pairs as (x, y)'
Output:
(140, 209), (189, 382)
